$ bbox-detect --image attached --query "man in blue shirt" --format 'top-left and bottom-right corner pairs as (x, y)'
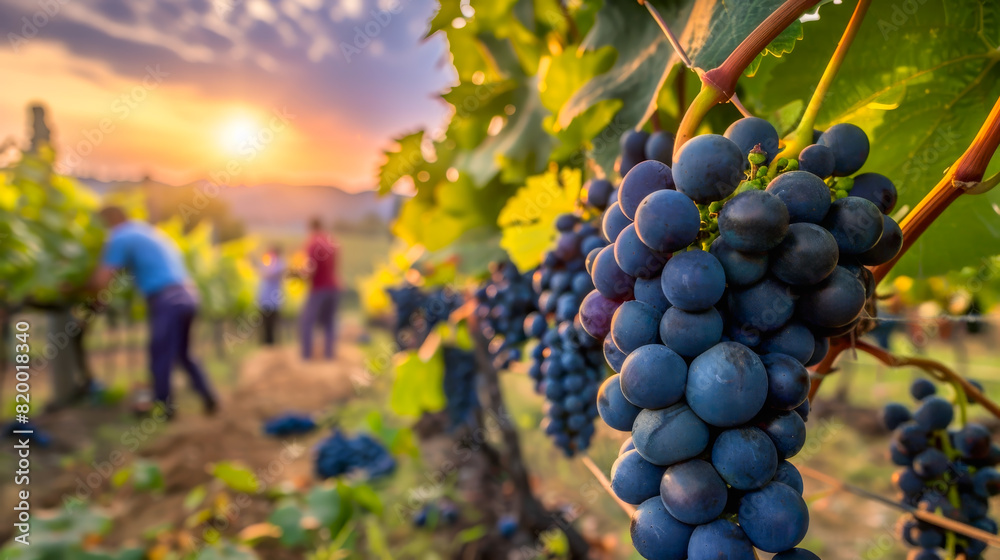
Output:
(90, 206), (217, 416)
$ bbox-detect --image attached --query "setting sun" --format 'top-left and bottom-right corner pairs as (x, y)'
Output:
(219, 114), (263, 156)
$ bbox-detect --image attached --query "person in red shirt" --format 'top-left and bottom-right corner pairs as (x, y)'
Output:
(300, 217), (340, 359)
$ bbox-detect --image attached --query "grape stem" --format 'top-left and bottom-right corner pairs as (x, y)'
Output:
(871, 92), (1000, 282)
(639, 0), (693, 69)
(807, 336), (851, 401)
(783, 0), (872, 159)
(851, 339), (1000, 421)
(673, 0), (822, 155)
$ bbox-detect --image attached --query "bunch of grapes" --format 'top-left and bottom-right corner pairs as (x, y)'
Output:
(412, 498), (460, 529)
(475, 262), (538, 370)
(588, 119), (903, 559)
(387, 283), (462, 350)
(263, 413), (317, 437)
(883, 379), (1000, 560)
(442, 346), (480, 430)
(314, 430), (397, 480)
(528, 209), (611, 456)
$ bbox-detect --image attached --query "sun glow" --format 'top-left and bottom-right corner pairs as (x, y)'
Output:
(219, 114), (263, 155)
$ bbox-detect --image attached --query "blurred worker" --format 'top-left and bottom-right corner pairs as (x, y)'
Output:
(257, 245), (286, 345)
(300, 217), (340, 360)
(89, 206), (217, 416)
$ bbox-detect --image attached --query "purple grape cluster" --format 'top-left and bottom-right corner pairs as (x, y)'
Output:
(585, 119), (903, 559)
(884, 378), (999, 560)
(314, 430), (396, 480)
(263, 413), (317, 437)
(475, 262), (538, 370)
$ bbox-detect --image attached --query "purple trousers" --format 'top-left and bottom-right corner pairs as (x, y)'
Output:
(148, 285), (216, 406)
(301, 288), (339, 359)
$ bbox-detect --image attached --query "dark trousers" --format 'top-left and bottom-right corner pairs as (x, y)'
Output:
(300, 288), (339, 359)
(261, 307), (279, 345)
(148, 285), (216, 406)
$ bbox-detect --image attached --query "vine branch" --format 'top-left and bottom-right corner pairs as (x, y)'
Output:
(640, 0), (693, 69)
(807, 336), (851, 401)
(580, 455), (637, 516)
(783, 0), (872, 159)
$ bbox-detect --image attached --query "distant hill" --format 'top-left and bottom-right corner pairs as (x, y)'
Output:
(78, 177), (401, 235)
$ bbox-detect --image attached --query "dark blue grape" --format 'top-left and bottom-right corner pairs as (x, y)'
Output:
(894, 422), (930, 455)
(602, 201), (632, 243)
(645, 131), (675, 166)
(880, 402), (912, 431)
(738, 481), (810, 552)
(709, 237), (768, 287)
(913, 396), (954, 431)
(759, 323), (815, 365)
(757, 410), (807, 460)
(773, 548), (820, 560)
(688, 519), (755, 560)
(633, 189), (701, 253)
(686, 342), (768, 427)
(817, 122), (869, 176)
(630, 497), (694, 560)
(712, 427), (778, 490)
(761, 353), (810, 410)
(615, 223), (669, 278)
(579, 290), (620, 340)
(821, 196), (884, 254)
(660, 250), (726, 311)
(910, 378), (937, 400)
(620, 344), (688, 409)
(973, 467), (1000, 497)
(632, 403), (710, 465)
(956, 424), (992, 459)
(591, 245), (635, 301)
(556, 213), (580, 232)
(597, 374), (642, 431)
(893, 468), (924, 495)
(797, 267), (866, 328)
(770, 223), (839, 286)
(659, 306), (723, 358)
(857, 214), (902, 266)
(724, 117), (780, 164)
(620, 437), (635, 454)
(805, 336), (829, 367)
(659, 459), (728, 525)
(765, 171), (831, 224)
(586, 178), (615, 210)
(673, 134), (745, 203)
(728, 277), (796, 333)
(719, 190), (790, 252)
(912, 448), (950, 478)
(620, 160), (673, 219)
(604, 336), (627, 373)
(797, 144), (835, 179)
(634, 274), (671, 314)
(610, 300), (661, 354)
(619, 130), (650, 177)
(850, 172), (897, 213)
(793, 398), (811, 423)
(611, 449), (668, 505)
(774, 461), (804, 494)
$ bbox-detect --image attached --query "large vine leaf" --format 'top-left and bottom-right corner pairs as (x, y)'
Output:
(743, 0), (1000, 277)
(498, 167), (582, 270)
(390, 346), (447, 418)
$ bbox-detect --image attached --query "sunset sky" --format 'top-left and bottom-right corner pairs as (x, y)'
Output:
(0, 0), (455, 192)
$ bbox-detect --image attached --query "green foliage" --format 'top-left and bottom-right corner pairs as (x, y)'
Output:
(111, 459), (165, 492)
(744, 0), (1000, 276)
(498, 166), (582, 270)
(389, 343), (447, 417)
(210, 461), (261, 493)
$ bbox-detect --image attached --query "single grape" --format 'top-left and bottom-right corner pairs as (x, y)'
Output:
(910, 378), (937, 400)
(620, 344), (688, 410)
(610, 300), (661, 354)
(602, 201), (632, 243)
(687, 519), (756, 560)
(857, 214), (902, 266)
(727, 277), (796, 333)
(645, 131), (675, 166)
(738, 481), (810, 552)
(757, 410), (807, 460)
(880, 402), (912, 431)
(956, 424), (992, 459)
(913, 396), (954, 431)
(718, 189), (790, 252)
(659, 459), (728, 525)
(660, 250), (726, 311)
(630, 497), (694, 560)
(591, 245), (636, 301)
(586, 178), (615, 210)
(712, 427), (778, 490)
(893, 422), (930, 455)
(797, 144), (835, 178)
(893, 468), (924, 496)
(773, 548), (821, 560)
(633, 189), (701, 253)
(619, 130), (651, 177)
(822, 196), (884, 255)
(673, 134), (745, 203)
(620, 437), (635, 454)
(659, 306), (724, 358)
(614, 223), (670, 278)
(817, 122), (870, 176)
(850, 172), (897, 213)
(634, 274), (671, 314)
(620, 160), (674, 220)
(764, 170), (831, 224)
(686, 342), (768, 427)
(912, 448), (950, 478)
(631, 403), (710, 465)
(596, 374), (642, 431)
(610, 449), (668, 505)
(709, 237), (769, 286)
(578, 290), (620, 339)
(769, 223), (840, 286)
(724, 117), (781, 164)
(774, 461), (804, 494)
(797, 267), (866, 328)
(604, 336), (627, 373)
(759, 323), (815, 365)
(761, 353), (810, 410)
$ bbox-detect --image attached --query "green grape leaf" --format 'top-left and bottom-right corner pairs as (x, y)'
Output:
(498, 167), (582, 271)
(743, 0), (1000, 277)
(267, 504), (309, 548)
(210, 461), (260, 494)
(389, 347), (447, 418)
(378, 131), (454, 196)
(744, 19), (803, 77)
